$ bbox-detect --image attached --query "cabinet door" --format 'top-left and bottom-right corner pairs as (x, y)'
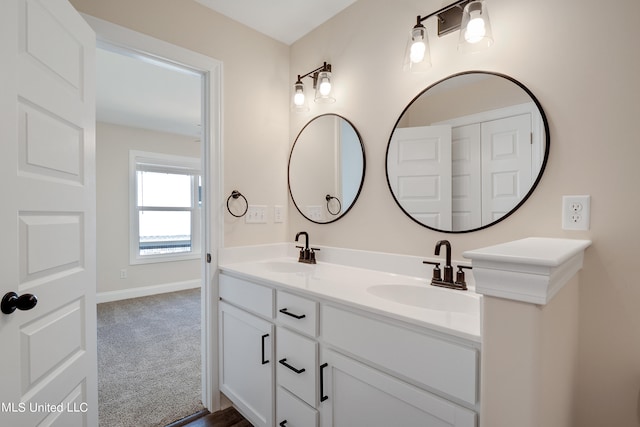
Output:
(319, 349), (476, 427)
(220, 302), (274, 427)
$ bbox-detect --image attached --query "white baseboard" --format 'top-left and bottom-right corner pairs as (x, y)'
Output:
(97, 279), (201, 304)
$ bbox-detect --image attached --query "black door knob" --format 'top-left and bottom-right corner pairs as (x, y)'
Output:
(1, 292), (38, 314)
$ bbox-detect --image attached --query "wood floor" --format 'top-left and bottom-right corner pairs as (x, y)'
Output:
(167, 407), (252, 427)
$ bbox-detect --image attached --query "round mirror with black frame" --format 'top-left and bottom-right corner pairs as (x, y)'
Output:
(289, 114), (366, 224)
(386, 71), (549, 233)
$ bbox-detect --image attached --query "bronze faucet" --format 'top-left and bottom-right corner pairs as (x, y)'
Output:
(423, 240), (469, 290)
(295, 231), (319, 264)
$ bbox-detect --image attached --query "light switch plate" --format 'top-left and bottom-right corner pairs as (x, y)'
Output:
(245, 205), (267, 224)
(307, 206), (323, 222)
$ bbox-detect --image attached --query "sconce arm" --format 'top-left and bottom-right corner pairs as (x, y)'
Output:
(417, 0), (472, 24)
(297, 62), (332, 88)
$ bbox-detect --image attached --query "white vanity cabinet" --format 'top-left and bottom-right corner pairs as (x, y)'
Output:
(219, 270), (479, 427)
(219, 274), (275, 427)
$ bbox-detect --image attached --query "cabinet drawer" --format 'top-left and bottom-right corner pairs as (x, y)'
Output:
(321, 305), (478, 406)
(220, 273), (274, 318)
(277, 386), (318, 427)
(276, 291), (318, 337)
(276, 326), (317, 407)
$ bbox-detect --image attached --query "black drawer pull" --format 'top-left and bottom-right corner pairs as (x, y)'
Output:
(279, 358), (306, 374)
(320, 363), (329, 402)
(279, 308), (306, 319)
(261, 334), (269, 365)
(279, 421), (287, 427)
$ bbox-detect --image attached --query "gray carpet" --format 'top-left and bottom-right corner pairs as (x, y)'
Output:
(98, 289), (205, 427)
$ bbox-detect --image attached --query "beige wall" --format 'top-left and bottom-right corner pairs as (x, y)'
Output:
(482, 276), (579, 426)
(71, 0), (290, 247)
(72, 0), (640, 424)
(96, 122), (201, 293)
(289, 0), (640, 425)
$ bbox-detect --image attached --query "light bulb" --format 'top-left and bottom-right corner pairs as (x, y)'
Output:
(293, 80), (306, 107)
(409, 26), (427, 63)
(319, 78), (331, 96)
(314, 69), (335, 103)
(410, 40), (426, 63)
(465, 11), (486, 43)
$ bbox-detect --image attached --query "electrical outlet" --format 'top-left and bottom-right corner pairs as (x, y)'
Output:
(562, 195), (590, 230)
(120, 269), (127, 279)
(274, 205), (284, 223)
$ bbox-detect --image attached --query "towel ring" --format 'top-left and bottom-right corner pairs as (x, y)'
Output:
(227, 190), (248, 217)
(325, 194), (342, 216)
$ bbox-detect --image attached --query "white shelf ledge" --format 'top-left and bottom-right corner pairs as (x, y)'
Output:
(463, 237), (592, 305)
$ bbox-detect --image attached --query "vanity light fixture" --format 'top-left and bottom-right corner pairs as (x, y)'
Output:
(292, 62), (335, 112)
(404, 0), (493, 71)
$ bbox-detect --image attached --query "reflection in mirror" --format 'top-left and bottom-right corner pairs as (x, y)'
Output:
(386, 71), (549, 233)
(289, 114), (365, 224)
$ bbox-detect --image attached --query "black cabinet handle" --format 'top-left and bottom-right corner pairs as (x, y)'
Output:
(261, 334), (269, 365)
(279, 308), (306, 320)
(320, 363), (329, 402)
(279, 421), (287, 427)
(279, 358), (305, 374)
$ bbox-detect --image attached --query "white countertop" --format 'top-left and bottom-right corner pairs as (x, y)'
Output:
(463, 237), (592, 304)
(463, 237), (592, 268)
(219, 256), (481, 343)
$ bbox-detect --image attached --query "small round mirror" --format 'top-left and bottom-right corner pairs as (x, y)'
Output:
(386, 71), (549, 233)
(289, 114), (366, 224)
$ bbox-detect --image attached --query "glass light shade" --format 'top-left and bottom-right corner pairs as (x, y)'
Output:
(292, 80), (309, 112)
(403, 24), (431, 72)
(458, 1), (493, 53)
(314, 71), (335, 103)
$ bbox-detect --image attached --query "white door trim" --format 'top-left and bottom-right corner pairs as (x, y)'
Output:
(81, 14), (224, 411)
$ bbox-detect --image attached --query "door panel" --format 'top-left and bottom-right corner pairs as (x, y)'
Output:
(451, 124), (481, 231)
(481, 114), (532, 224)
(0, 0), (97, 425)
(388, 125), (452, 229)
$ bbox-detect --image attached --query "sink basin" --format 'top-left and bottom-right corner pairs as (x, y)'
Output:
(259, 260), (314, 274)
(367, 284), (479, 313)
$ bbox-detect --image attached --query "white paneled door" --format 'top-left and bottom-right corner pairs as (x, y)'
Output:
(387, 125), (452, 230)
(0, 0), (97, 426)
(480, 113), (533, 225)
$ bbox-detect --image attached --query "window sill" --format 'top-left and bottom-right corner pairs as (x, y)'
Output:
(130, 252), (201, 265)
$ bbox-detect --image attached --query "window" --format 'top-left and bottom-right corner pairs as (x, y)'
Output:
(130, 151), (201, 264)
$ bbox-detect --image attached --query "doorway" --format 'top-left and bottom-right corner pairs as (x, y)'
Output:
(95, 43), (205, 425)
(84, 13), (223, 421)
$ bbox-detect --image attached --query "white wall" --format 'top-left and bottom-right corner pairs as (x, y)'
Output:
(289, 0), (640, 425)
(96, 122), (201, 294)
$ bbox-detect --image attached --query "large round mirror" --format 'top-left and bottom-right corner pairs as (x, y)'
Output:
(289, 114), (366, 224)
(386, 71), (549, 233)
